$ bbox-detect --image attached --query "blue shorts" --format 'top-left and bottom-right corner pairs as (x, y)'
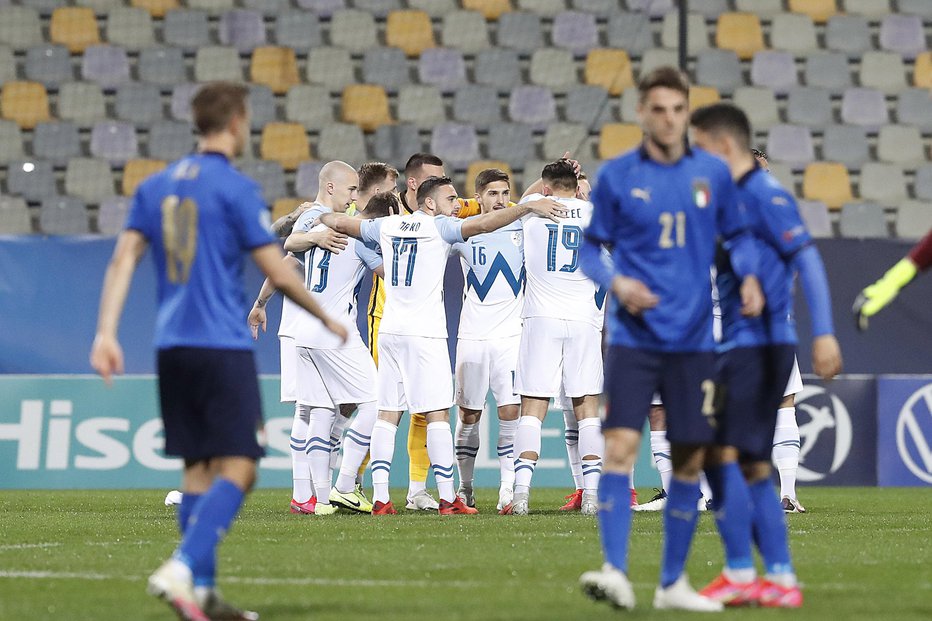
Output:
(158, 347), (265, 461)
(603, 345), (717, 445)
(714, 344), (796, 462)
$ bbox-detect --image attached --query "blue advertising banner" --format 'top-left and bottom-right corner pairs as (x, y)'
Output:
(877, 376), (932, 487)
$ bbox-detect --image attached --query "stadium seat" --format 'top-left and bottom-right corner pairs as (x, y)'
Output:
(22, 1), (69, 18)
(565, 84), (612, 126)
(766, 124), (814, 170)
(24, 45), (73, 87)
(8, 159), (57, 201)
(138, 47), (185, 86)
(441, 10), (489, 54)
(1, 81), (50, 130)
(571, 0), (616, 17)
(475, 48), (521, 91)
(821, 125), (871, 169)
(660, 12), (708, 55)
(131, 0), (180, 18)
(553, 11), (599, 56)
(250, 47), (299, 95)
(241, 0), (291, 16)
(529, 48), (577, 91)
(97, 195), (130, 235)
(272, 197), (304, 223)
(0, 46), (14, 87)
(105, 7), (155, 49)
(825, 15), (871, 59)
(914, 52), (932, 89)
(186, 0), (234, 12)
(797, 200), (833, 238)
(463, 0), (511, 20)
(626, 0), (674, 16)
(486, 122), (534, 167)
(859, 162), (907, 205)
(409, 0), (456, 18)
(64, 157), (113, 202)
(767, 162), (796, 195)
(508, 85), (556, 129)
(695, 49), (743, 95)
(373, 124), (422, 166)
(163, 9), (210, 51)
(354, 0), (402, 18)
(497, 11), (543, 53)
(619, 87), (639, 122)
(417, 48), (467, 92)
(195, 46), (243, 83)
(91, 120), (138, 164)
(804, 51), (852, 95)
(33, 121), (81, 166)
(294, 160), (324, 198)
(639, 49), (679, 77)
(843, 0), (891, 18)
(58, 81), (106, 127)
(260, 122), (310, 170)
(39, 196), (89, 235)
(273, 11), (322, 52)
(430, 122), (480, 169)
(285, 85), (333, 129)
(306, 48), (354, 89)
(788, 0), (836, 23)
(49, 7), (100, 53)
(115, 83), (164, 126)
(452, 84), (502, 128)
(169, 83), (199, 122)
(894, 201), (932, 239)
(840, 87), (889, 129)
(246, 84), (276, 131)
(584, 49), (633, 96)
(341, 84), (392, 132)
(770, 13), (818, 54)
(879, 14), (924, 60)
(715, 12), (764, 60)
(786, 87), (834, 127)
(688, 86), (720, 110)
(839, 202), (887, 238)
(606, 10), (655, 56)
(147, 120), (194, 161)
(81, 45), (131, 88)
(386, 10), (435, 57)
(896, 88), (932, 132)
(317, 123), (367, 164)
(876, 124), (924, 166)
(397, 85), (445, 127)
(329, 10), (378, 54)
(859, 51), (908, 93)
(236, 159), (286, 204)
(218, 9), (266, 53)
(0, 120), (24, 163)
(750, 51), (799, 95)
(802, 162), (852, 210)
(0, 195), (32, 234)
(362, 47), (411, 90)
(912, 164), (932, 201)
(898, 0), (932, 17)
(121, 158), (166, 196)
(543, 123), (588, 160)
(464, 160), (514, 195)
(598, 123), (642, 160)
(0, 7), (43, 48)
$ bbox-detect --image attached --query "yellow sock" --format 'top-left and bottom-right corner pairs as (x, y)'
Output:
(357, 451), (370, 480)
(408, 413), (429, 482)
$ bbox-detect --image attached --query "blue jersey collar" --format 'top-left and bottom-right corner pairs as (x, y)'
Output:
(736, 161), (762, 188)
(637, 141), (693, 162)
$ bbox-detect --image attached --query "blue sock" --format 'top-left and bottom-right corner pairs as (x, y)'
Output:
(597, 472), (632, 573)
(176, 479), (244, 589)
(706, 463), (754, 571)
(177, 493), (202, 536)
(748, 479), (794, 576)
(660, 478), (701, 588)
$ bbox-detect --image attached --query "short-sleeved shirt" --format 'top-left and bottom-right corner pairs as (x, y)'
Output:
(587, 146), (747, 352)
(125, 152), (276, 350)
(360, 210), (464, 338)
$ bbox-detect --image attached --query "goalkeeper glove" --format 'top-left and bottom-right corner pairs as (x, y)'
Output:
(852, 258), (918, 331)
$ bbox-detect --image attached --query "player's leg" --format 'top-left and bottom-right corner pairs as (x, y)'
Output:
(294, 346), (337, 515)
(289, 404), (314, 513)
(573, 396), (603, 515)
(332, 400), (377, 512)
(496, 403), (519, 511)
(406, 414), (435, 510)
(328, 407), (350, 481)
(562, 401), (584, 508)
(510, 396), (548, 514)
(453, 338), (488, 507)
(455, 406), (482, 507)
(489, 334), (521, 512)
(647, 403), (672, 506)
(370, 334), (407, 514)
(422, 408), (476, 514)
(307, 406), (336, 514)
(773, 356), (805, 512)
(566, 320), (606, 515)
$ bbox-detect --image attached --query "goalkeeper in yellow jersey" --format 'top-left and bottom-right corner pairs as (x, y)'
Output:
(853, 228), (932, 330)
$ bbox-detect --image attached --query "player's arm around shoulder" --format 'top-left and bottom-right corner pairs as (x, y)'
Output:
(283, 208), (349, 254)
(460, 194), (565, 239)
(319, 212), (385, 244)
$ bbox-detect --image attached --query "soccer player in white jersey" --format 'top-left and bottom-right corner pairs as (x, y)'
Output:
(449, 168), (524, 512)
(319, 176), (565, 515)
(509, 160), (605, 516)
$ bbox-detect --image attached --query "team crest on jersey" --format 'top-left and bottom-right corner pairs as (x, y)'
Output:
(511, 231), (523, 247)
(692, 179), (711, 208)
(630, 187), (651, 202)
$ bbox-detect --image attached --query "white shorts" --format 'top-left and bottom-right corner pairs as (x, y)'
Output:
(377, 333), (454, 413)
(784, 355), (802, 397)
(515, 317), (603, 399)
(280, 336), (297, 403)
(455, 335), (521, 410)
(296, 345), (377, 407)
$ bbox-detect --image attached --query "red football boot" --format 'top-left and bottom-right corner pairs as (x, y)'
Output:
(559, 489), (583, 511)
(372, 500), (398, 515)
(290, 496), (316, 514)
(439, 498), (479, 515)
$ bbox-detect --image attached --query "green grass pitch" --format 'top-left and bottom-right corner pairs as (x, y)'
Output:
(0, 488), (929, 620)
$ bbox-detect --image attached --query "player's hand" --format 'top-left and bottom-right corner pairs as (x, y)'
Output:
(560, 151), (582, 177)
(324, 318), (349, 344)
(852, 258), (918, 331)
(248, 305), (267, 340)
(312, 228), (349, 254)
(739, 275), (765, 317)
(611, 275), (659, 316)
(812, 334), (842, 380)
(90, 333), (124, 386)
(524, 198), (568, 222)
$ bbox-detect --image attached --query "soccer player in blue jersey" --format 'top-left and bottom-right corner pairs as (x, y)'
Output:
(576, 67), (764, 612)
(689, 103), (842, 608)
(90, 82), (347, 621)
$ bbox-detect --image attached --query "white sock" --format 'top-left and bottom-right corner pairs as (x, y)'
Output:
(699, 471), (713, 503)
(630, 464), (636, 490)
(329, 412), (350, 472)
(454, 418), (480, 487)
(650, 429), (673, 492)
(336, 401), (377, 493)
(426, 421), (457, 503)
(308, 407), (335, 504)
(498, 418), (518, 489)
(291, 404), (312, 503)
(578, 417), (603, 495)
(563, 408), (583, 490)
(773, 407), (800, 499)
(513, 416), (542, 495)
(370, 419), (398, 504)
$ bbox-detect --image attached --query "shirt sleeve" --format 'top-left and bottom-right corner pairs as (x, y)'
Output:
(756, 181), (812, 259)
(908, 227), (932, 271)
(124, 183), (153, 239)
(518, 192), (545, 206)
(359, 217), (384, 244)
(435, 215), (465, 244)
(585, 169), (619, 245)
(230, 179), (277, 250)
(293, 207), (326, 234)
(355, 240), (383, 271)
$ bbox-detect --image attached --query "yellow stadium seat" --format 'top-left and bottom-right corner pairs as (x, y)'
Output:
(689, 86), (721, 110)
(1, 81), (50, 130)
(260, 122), (310, 171)
(386, 10), (436, 57)
(272, 197), (304, 222)
(463, 0), (512, 20)
(464, 160), (515, 197)
(914, 52), (932, 88)
(716, 12), (764, 60)
(122, 159), (166, 196)
(250, 46), (300, 95)
(131, 0), (179, 18)
(803, 162), (852, 210)
(788, 0), (837, 23)
(585, 49), (634, 96)
(599, 124), (643, 160)
(341, 84), (393, 132)
(50, 7), (100, 54)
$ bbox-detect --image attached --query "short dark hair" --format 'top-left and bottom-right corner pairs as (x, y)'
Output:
(358, 162), (399, 194)
(638, 66), (689, 103)
(416, 175), (454, 207)
(542, 159), (578, 192)
(191, 82), (249, 136)
(404, 152), (444, 177)
(365, 191), (400, 218)
(689, 102), (752, 150)
(475, 168), (510, 194)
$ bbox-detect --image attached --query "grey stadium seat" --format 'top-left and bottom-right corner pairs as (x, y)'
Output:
(542, 122), (588, 160)
(429, 122), (480, 169)
(295, 160), (325, 199)
(396, 85), (445, 128)
(769, 13), (817, 55)
(0, 45), (14, 86)
(898, 0), (932, 17)
(825, 15), (872, 59)
(859, 51), (908, 94)
(821, 125), (871, 169)
(285, 85), (334, 129)
(408, 0), (455, 17)
(330, 10), (377, 54)
(913, 164), (932, 201)
(552, 11), (599, 56)
(879, 14), (925, 59)
(96, 195), (130, 236)
(163, 10), (210, 51)
(695, 49), (743, 95)
(786, 87), (834, 127)
(626, 0), (674, 17)
(417, 48), (466, 92)
(896, 89), (932, 132)
(238, 159), (286, 205)
(247, 84), (276, 131)
(895, 201), (932, 240)
(316, 123), (367, 165)
(24, 44), (73, 87)
(803, 52), (852, 95)
(218, 9), (267, 53)
(90, 121), (138, 164)
(273, 11), (322, 52)
(508, 86), (557, 129)
(241, 0), (292, 14)
(529, 48), (577, 91)
(186, 0), (235, 12)
(840, 87), (889, 129)
(843, 0), (892, 18)
(750, 51), (798, 95)
(639, 49), (679, 78)
(876, 125), (924, 166)
(373, 124), (422, 168)
(114, 82), (164, 125)
(452, 85), (502, 128)
(765, 124), (814, 170)
(0, 195), (32, 234)
(32, 121), (81, 166)
(733, 87), (779, 131)
(441, 11), (489, 54)
(362, 47), (411, 90)
(487, 122), (535, 168)
(295, 0), (346, 16)
(170, 83), (200, 122)
(148, 121), (195, 161)
(474, 49), (521, 91)
(859, 163), (907, 205)
(105, 7), (155, 49)
(306, 48), (354, 90)
(80, 45), (131, 89)
(564, 84), (613, 126)
(0, 120), (24, 163)
(660, 12), (709, 55)
(194, 46), (243, 83)
(571, 0), (618, 17)
(64, 158), (114, 203)
(138, 47), (187, 86)
(0, 7), (43, 49)
(7, 159), (57, 202)
(39, 197), (89, 235)
(734, 0), (784, 17)
(516, 0), (565, 17)
(58, 81), (106, 127)
(797, 200), (833, 239)
(606, 11), (655, 56)
(354, 0), (402, 18)
(839, 203), (888, 238)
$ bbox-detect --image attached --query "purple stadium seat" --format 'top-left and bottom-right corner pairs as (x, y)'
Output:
(750, 50), (798, 95)
(765, 124), (815, 170)
(552, 11), (599, 56)
(80, 45), (130, 89)
(840, 87), (889, 130)
(97, 195), (130, 236)
(417, 47), (466, 92)
(90, 120), (138, 164)
(218, 9), (266, 52)
(429, 122), (480, 169)
(295, 161), (325, 198)
(508, 85), (557, 129)
(170, 83), (200, 122)
(879, 14), (925, 60)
